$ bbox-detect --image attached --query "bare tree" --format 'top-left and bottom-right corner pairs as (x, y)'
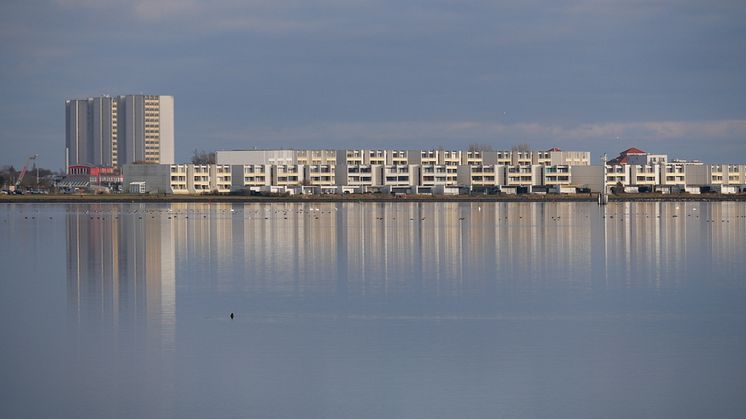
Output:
(192, 149), (216, 164)
(467, 143), (494, 152)
(511, 143), (531, 152)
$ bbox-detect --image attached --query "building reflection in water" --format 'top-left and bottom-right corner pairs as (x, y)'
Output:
(66, 204), (175, 350)
(67, 201), (746, 320)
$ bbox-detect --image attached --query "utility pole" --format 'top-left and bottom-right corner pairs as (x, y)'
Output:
(599, 153), (608, 205)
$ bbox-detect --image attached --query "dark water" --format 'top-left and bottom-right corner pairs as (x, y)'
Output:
(1, 202), (745, 418)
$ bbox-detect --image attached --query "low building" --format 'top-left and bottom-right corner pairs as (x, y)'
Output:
(335, 165), (382, 191)
(504, 165), (542, 187)
(382, 165), (419, 188)
(457, 165), (502, 189)
(231, 164), (272, 191)
(272, 165), (305, 187)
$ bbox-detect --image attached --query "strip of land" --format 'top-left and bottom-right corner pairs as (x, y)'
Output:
(2, 193), (745, 204)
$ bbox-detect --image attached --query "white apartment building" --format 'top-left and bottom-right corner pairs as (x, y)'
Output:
(272, 165), (305, 187)
(65, 96), (120, 168)
(419, 165), (449, 186)
(210, 165), (232, 193)
(231, 164), (272, 190)
(169, 164), (188, 193)
(305, 165), (336, 187)
(334, 165), (382, 191)
(216, 150), (295, 166)
(606, 165), (630, 186)
(190, 165), (211, 193)
(687, 164), (746, 186)
(543, 165), (572, 187)
(124, 163), (229, 194)
(660, 163), (687, 186)
(382, 165), (419, 187)
(629, 165), (661, 188)
(504, 165), (542, 187)
(337, 150), (366, 165)
(66, 95), (173, 169)
(463, 151), (484, 166)
(457, 165), (502, 188)
(297, 150), (336, 166)
(388, 150), (410, 165)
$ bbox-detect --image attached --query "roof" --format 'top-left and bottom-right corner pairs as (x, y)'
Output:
(608, 156), (629, 165)
(608, 147), (647, 165)
(620, 147), (646, 155)
(547, 147), (562, 152)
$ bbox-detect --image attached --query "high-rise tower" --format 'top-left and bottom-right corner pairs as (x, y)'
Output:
(65, 94), (174, 168)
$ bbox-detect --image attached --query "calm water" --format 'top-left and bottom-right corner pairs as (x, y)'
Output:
(1, 201), (746, 418)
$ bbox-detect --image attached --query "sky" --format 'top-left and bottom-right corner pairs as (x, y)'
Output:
(1, 0), (745, 169)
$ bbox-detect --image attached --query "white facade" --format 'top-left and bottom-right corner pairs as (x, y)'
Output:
(305, 165), (336, 186)
(504, 165), (542, 186)
(382, 165), (419, 187)
(335, 165), (382, 190)
(231, 164), (272, 190)
(66, 94), (173, 168)
(272, 165), (305, 187)
(542, 165), (572, 187)
(457, 165), (501, 188)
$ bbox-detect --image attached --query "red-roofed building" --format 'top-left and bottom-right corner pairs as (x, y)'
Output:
(61, 164), (123, 190)
(609, 147), (647, 165)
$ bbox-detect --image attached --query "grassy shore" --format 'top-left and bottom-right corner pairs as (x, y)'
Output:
(2, 192), (746, 203)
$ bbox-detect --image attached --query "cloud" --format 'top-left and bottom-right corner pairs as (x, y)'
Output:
(212, 119), (746, 149)
(133, 0), (201, 20)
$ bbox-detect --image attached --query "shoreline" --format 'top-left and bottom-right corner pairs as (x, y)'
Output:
(2, 193), (746, 204)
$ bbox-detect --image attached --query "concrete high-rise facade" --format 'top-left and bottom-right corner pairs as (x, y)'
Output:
(65, 95), (173, 169)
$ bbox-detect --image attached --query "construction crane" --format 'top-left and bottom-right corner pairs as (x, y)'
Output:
(14, 154), (38, 192)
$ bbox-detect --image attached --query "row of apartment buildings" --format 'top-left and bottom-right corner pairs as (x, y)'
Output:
(215, 148), (592, 167)
(122, 153), (746, 195)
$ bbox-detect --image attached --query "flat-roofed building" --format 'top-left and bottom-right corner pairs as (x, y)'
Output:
(387, 150), (410, 165)
(337, 150), (366, 166)
(190, 164), (211, 193)
(231, 164), (272, 190)
(216, 150), (295, 166)
(457, 165), (502, 189)
(67, 95), (168, 168)
(629, 165), (660, 187)
(419, 165), (449, 186)
(305, 164), (336, 186)
(504, 165), (542, 186)
(660, 163), (686, 186)
(335, 165), (382, 190)
(272, 165), (305, 187)
(296, 150), (336, 166)
(117, 95), (174, 166)
(543, 165), (572, 187)
(169, 164), (188, 194)
(606, 164), (631, 186)
(382, 165), (418, 187)
(462, 151), (484, 166)
(210, 164), (232, 193)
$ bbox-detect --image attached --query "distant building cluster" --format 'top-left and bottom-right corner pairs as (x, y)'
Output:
(121, 147), (746, 195)
(65, 95), (174, 169)
(61, 95), (746, 195)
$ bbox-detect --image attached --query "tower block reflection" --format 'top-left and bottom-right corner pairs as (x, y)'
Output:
(66, 205), (175, 349)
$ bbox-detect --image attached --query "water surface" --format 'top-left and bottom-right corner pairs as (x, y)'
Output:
(1, 202), (745, 418)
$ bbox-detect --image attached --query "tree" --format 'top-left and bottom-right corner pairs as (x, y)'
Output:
(468, 143), (494, 152)
(192, 149), (216, 164)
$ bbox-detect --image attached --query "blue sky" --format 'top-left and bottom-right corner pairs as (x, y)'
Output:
(1, 0), (745, 169)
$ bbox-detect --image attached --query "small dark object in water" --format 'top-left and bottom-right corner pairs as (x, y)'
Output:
(230, 313), (234, 319)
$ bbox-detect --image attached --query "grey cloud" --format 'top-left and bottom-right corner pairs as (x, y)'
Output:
(1, 0), (745, 168)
